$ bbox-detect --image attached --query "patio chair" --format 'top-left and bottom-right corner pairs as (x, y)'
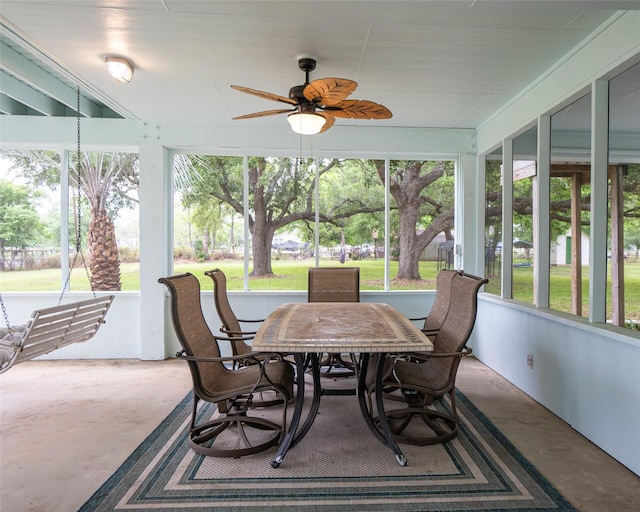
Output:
(159, 273), (294, 457)
(205, 268), (264, 366)
(373, 269), (463, 403)
(411, 269), (462, 338)
(308, 267), (360, 376)
(368, 271), (488, 445)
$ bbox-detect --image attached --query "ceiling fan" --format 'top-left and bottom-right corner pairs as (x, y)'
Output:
(231, 57), (392, 135)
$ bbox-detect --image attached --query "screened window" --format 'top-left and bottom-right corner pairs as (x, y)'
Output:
(549, 93), (591, 317)
(511, 128), (537, 304)
(0, 150), (139, 292)
(608, 62), (640, 329)
(484, 150), (502, 296)
(171, 154), (455, 291)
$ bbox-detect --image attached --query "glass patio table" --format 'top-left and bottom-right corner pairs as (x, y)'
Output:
(252, 302), (433, 468)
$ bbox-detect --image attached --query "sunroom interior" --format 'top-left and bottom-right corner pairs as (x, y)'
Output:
(1, 0), (639, 480)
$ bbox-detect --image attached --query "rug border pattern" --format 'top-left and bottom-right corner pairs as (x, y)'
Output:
(78, 390), (577, 512)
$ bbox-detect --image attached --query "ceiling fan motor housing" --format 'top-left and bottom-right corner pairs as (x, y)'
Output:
(289, 84), (307, 103)
(290, 57), (317, 104)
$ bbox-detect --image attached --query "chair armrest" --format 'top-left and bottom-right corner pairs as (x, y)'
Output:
(236, 318), (265, 324)
(234, 350), (287, 366)
(409, 316), (427, 322)
(176, 350), (288, 395)
(407, 345), (472, 362)
(176, 349), (285, 365)
(220, 326), (259, 336)
(421, 328), (439, 336)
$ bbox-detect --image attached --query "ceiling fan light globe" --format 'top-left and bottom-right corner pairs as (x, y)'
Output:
(287, 112), (326, 135)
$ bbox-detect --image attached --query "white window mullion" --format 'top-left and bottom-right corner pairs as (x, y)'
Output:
(314, 157), (320, 268)
(60, 149), (70, 290)
(589, 79), (609, 323)
(384, 159), (390, 290)
(243, 155), (250, 291)
(534, 115), (551, 308)
(502, 139), (514, 299)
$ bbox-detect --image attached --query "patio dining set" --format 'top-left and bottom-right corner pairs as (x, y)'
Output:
(159, 266), (487, 467)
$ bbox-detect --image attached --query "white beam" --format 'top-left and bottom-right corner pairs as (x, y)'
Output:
(0, 69), (66, 116)
(0, 116), (141, 151)
(138, 141), (171, 360)
(0, 41), (105, 117)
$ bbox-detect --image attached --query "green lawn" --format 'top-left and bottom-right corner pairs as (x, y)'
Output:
(172, 259), (444, 291)
(485, 262), (640, 321)
(2, 259), (639, 322)
(0, 259), (440, 292)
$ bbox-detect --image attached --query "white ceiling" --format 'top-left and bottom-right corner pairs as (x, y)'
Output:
(1, 1), (639, 132)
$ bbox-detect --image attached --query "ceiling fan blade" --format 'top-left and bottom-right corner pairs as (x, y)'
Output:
(325, 99), (392, 120)
(232, 108), (294, 120)
(317, 112), (335, 133)
(231, 85), (298, 106)
(304, 78), (357, 106)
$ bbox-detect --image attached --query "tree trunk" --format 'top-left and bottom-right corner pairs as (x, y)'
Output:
(396, 201), (423, 279)
(230, 214), (235, 253)
(88, 208), (121, 291)
(202, 229), (210, 255)
(250, 193), (275, 276)
(376, 160), (452, 281)
(250, 224), (274, 276)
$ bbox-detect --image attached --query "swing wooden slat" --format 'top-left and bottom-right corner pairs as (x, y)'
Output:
(0, 295), (114, 374)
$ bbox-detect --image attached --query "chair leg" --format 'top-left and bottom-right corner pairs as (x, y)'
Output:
(187, 393), (289, 458)
(189, 416), (283, 457)
(373, 389), (460, 446)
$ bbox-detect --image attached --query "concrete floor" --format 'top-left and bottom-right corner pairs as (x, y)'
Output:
(1, 357), (638, 512)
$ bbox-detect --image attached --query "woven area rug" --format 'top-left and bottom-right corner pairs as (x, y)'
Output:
(79, 376), (576, 512)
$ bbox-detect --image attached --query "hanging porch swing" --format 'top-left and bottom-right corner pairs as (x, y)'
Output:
(0, 87), (114, 374)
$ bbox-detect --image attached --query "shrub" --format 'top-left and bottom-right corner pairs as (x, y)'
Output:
(119, 247), (139, 263)
(173, 245), (195, 261)
(212, 250), (238, 260)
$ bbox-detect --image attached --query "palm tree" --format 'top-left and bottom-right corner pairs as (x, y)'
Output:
(78, 152), (137, 290)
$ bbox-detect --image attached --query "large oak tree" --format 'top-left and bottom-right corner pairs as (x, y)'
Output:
(174, 155), (385, 276)
(375, 160), (455, 280)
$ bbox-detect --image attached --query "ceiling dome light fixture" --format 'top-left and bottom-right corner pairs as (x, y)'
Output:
(105, 56), (134, 83)
(287, 112), (326, 135)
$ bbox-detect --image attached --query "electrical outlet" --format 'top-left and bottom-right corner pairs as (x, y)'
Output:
(526, 353), (534, 369)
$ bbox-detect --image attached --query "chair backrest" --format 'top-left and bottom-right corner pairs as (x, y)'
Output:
(206, 268), (241, 333)
(158, 273), (226, 394)
(423, 269), (460, 332)
(308, 267), (360, 302)
(434, 271), (488, 356)
(205, 268), (252, 356)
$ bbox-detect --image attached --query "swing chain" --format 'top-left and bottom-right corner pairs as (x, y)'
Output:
(0, 293), (12, 330)
(76, 86), (82, 253)
(58, 87), (95, 304)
